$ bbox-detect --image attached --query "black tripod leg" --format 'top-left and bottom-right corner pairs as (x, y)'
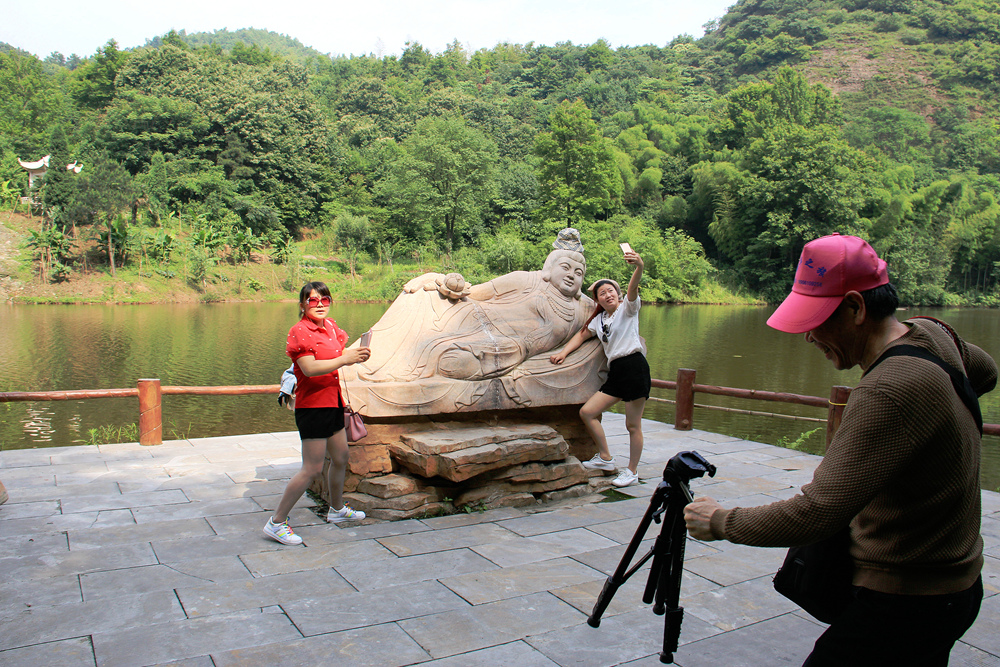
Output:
(659, 487), (691, 664)
(588, 483), (668, 627)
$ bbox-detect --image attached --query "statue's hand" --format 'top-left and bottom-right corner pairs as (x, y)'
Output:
(403, 273), (444, 294)
(435, 273), (471, 300)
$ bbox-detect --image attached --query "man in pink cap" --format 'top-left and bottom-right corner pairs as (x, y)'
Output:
(684, 234), (996, 666)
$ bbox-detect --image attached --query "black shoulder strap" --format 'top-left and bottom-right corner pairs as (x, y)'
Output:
(865, 344), (983, 434)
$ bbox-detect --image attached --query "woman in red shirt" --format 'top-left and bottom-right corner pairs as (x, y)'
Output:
(263, 281), (372, 546)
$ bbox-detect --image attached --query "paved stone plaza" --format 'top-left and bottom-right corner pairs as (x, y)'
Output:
(1, 415), (998, 666)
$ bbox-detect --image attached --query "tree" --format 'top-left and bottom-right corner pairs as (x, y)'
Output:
(0, 50), (65, 144)
(136, 151), (171, 223)
(378, 116), (498, 250)
(335, 214), (370, 280)
(74, 40), (128, 109)
(74, 154), (135, 276)
(41, 126), (77, 227)
(534, 99), (621, 226)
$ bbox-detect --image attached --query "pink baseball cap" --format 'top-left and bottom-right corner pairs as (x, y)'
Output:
(766, 234), (888, 334)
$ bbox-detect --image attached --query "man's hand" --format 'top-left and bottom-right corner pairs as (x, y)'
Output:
(684, 496), (723, 541)
(549, 350), (568, 365)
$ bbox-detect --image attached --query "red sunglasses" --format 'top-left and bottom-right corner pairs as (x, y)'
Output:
(305, 296), (332, 308)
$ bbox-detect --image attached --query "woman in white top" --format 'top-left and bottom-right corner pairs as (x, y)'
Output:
(550, 251), (650, 487)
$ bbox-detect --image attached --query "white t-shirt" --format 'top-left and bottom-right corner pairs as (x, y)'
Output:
(587, 295), (645, 362)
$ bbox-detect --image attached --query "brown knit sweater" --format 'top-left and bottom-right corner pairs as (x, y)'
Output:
(710, 318), (997, 595)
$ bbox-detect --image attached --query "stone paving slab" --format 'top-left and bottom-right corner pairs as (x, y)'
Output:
(91, 607), (301, 667)
(397, 591), (583, 659)
(131, 497), (263, 523)
(440, 556), (603, 605)
(151, 530), (289, 562)
(0, 573), (83, 610)
(531, 602), (723, 667)
(668, 614), (823, 667)
(176, 567), (355, 617)
(377, 522), (523, 556)
(416, 640), (561, 667)
(294, 516), (433, 544)
(62, 489), (190, 514)
(0, 636), (97, 667)
(281, 579), (469, 636)
(240, 538), (395, 577)
(0, 530), (69, 558)
(1, 417), (998, 667)
(0, 542), (158, 581)
(70, 517), (215, 551)
(0, 590), (186, 651)
(496, 503), (625, 537)
(210, 622), (432, 667)
(470, 526), (618, 567)
(80, 558), (253, 599)
(335, 546), (499, 591)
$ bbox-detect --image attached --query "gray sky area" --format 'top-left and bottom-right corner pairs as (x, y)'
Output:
(3, 0), (736, 60)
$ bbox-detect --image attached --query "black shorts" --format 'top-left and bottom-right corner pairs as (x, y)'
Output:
(600, 351), (651, 402)
(294, 407), (345, 440)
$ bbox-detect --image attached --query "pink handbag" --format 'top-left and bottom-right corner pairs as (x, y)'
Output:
(342, 382), (367, 442)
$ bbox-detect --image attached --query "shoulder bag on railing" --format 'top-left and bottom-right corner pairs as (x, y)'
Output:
(340, 380), (367, 443)
(773, 336), (983, 624)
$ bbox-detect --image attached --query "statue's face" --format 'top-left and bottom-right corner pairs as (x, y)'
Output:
(550, 257), (585, 297)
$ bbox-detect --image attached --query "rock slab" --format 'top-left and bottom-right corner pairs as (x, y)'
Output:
(391, 425), (569, 482)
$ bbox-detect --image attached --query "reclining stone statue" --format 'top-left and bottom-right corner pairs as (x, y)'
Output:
(340, 229), (606, 416)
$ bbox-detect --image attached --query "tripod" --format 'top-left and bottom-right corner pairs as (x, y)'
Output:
(587, 451), (716, 664)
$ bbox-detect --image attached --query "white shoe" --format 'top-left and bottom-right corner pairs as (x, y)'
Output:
(581, 453), (616, 471)
(611, 469), (639, 488)
(263, 517), (303, 545)
(327, 505), (366, 523)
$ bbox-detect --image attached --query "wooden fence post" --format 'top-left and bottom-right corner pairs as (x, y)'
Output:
(138, 379), (162, 446)
(826, 385), (852, 449)
(675, 368), (696, 431)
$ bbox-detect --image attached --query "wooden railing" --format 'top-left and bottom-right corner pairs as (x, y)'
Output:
(0, 380), (279, 446)
(657, 368), (1000, 442)
(1, 371), (997, 446)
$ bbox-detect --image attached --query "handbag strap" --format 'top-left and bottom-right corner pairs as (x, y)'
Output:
(340, 376), (353, 411)
(864, 344), (983, 434)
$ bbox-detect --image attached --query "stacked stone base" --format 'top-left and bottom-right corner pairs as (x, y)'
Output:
(310, 407), (614, 520)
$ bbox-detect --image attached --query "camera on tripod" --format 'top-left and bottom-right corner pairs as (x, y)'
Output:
(587, 451), (716, 664)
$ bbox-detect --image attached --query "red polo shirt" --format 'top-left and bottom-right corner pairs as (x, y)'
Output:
(286, 317), (348, 408)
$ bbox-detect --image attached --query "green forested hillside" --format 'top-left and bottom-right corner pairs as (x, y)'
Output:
(2, 0), (999, 304)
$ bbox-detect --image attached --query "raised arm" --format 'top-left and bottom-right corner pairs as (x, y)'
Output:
(625, 251), (644, 302)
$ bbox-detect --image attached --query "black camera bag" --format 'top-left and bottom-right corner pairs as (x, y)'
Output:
(772, 526), (854, 623)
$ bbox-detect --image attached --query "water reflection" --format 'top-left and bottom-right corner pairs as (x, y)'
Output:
(1, 302), (998, 490)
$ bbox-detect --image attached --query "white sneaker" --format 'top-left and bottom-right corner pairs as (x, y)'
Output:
(612, 469), (640, 488)
(327, 505), (366, 523)
(263, 517), (303, 545)
(581, 453), (616, 471)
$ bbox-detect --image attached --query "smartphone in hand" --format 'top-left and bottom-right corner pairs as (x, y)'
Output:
(620, 242), (633, 255)
(360, 330), (372, 347)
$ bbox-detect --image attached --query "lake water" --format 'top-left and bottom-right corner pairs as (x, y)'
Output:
(2, 301), (998, 490)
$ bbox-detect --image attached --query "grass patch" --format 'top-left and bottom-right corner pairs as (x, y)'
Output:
(600, 488), (636, 502)
(83, 422), (139, 445)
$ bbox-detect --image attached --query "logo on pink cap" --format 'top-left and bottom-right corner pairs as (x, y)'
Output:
(767, 234), (888, 334)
